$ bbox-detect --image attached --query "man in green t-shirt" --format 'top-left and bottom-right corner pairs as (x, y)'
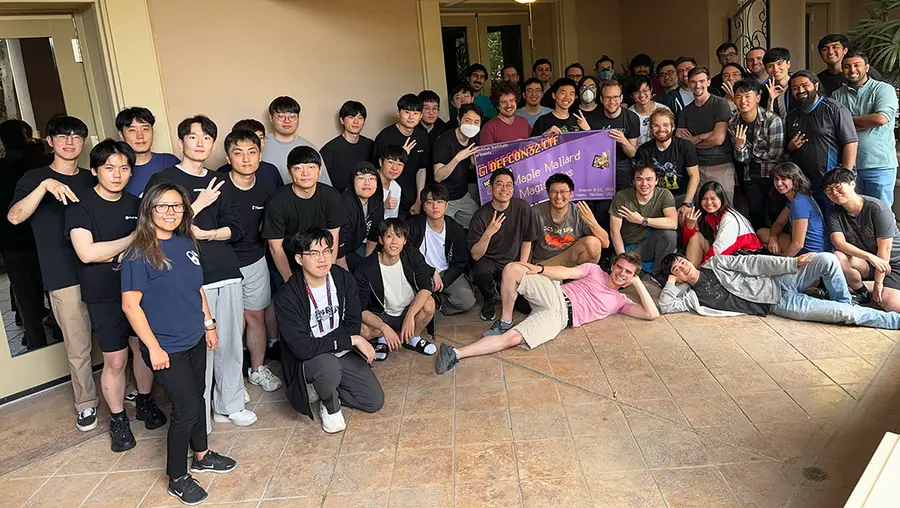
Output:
(609, 161), (678, 284)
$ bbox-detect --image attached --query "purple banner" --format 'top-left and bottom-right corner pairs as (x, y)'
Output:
(474, 130), (617, 205)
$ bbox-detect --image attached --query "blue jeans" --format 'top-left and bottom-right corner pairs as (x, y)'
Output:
(856, 167), (897, 207)
(772, 253), (900, 329)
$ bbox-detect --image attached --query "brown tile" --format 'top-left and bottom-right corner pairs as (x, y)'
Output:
(762, 360), (835, 389)
(755, 421), (830, 461)
(4, 449), (74, 479)
(205, 460), (276, 503)
(510, 406), (571, 441)
(501, 355), (553, 382)
(340, 416), (400, 455)
(733, 334), (805, 363)
(403, 386), (454, 415)
(733, 391), (810, 424)
(691, 342), (756, 369)
(388, 486), (451, 508)
(514, 438), (580, 479)
(574, 434), (646, 475)
(710, 363), (781, 395)
(588, 333), (641, 355)
(55, 439), (121, 475)
(657, 368), (725, 398)
(812, 357), (877, 385)
(259, 499), (324, 508)
(134, 473), (177, 507)
(631, 330), (686, 350)
(556, 377), (613, 406)
(787, 385), (855, 420)
(643, 346), (705, 371)
(284, 426), (343, 457)
(455, 356), (503, 386)
(407, 368), (454, 391)
(329, 450), (394, 494)
(23, 474), (104, 508)
(548, 354), (605, 381)
(620, 399), (689, 425)
(264, 456), (334, 498)
(652, 466), (740, 507)
(398, 412), (453, 449)
(229, 428), (292, 462)
(785, 334), (857, 360)
(596, 348), (654, 373)
(695, 421), (778, 464)
(628, 413), (710, 468)
(375, 365), (410, 392)
(0, 478), (49, 508)
(322, 491), (388, 508)
(506, 379), (561, 409)
(841, 383), (867, 399)
(545, 329), (594, 356)
(719, 461), (795, 508)
(206, 431), (240, 457)
(454, 443), (517, 483)
(248, 401), (300, 429)
(834, 331), (896, 359)
(676, 395), (747, 428)
(455, 410), (512, 445)
(111, 436), (166, 472)
(391, 448), (452, 489)
(456, 382), (508, 413)
(585, 471), (666, 508)
(520, 477), (592, 508)
(605, 371), (670, 399)
(454, 481), (521, 508)
(565, 400), (630, 437)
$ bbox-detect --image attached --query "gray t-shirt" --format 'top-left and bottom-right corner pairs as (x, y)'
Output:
(262, 134), (332, 186)
(531, 201), (591, 263)
(677, 94), (734, 166)
(828, 196), (900, 266)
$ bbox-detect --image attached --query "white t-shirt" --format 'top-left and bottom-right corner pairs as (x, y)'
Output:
(628, 102), (670, 146)
(420, 223), (449, 273)
(307, 274), (347, 357)
(678, 88), (694, 107)
(382, 180), (402, 219)
(380, 260), (415, 317)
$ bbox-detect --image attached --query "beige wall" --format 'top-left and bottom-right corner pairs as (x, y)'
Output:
(575, 0), (622, 72)
(620, 0), (713, 68)
(148, 0), (427, 166)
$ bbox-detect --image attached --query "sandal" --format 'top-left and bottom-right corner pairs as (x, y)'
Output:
(369, 339), (389, 361)
(402, 336), (436, 356)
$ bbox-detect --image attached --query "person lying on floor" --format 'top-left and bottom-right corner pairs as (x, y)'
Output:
(435, 252), (659, 374)
(658, 251), (900, 329)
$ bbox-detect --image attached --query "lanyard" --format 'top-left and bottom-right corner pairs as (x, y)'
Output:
(305, 275), (334, 334)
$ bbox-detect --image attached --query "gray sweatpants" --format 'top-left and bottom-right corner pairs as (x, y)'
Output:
(440, 272), (477, 315)
(304, 352), (384, 414)
(203, 280), (245, 432)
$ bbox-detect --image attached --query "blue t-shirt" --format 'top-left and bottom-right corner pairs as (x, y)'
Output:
(126, 152), (180, 196)
(788, 193), (825, 253)
(121, 235), (205, 352)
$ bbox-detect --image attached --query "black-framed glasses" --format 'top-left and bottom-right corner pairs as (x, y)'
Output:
(301, 248), (334, 259)
(154, 203), (185, 214)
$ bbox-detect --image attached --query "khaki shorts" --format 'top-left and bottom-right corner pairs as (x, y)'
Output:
(513, 274), (569, 349)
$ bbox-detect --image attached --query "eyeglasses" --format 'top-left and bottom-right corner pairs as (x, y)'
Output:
(524, 88), (543, 94)
(493, 182), (515, 190)
(53, 134), (84, 142)
(659, 70), (677, 77)
(548, 190), (572, 196)
(273, 113), (299, 122)
(154, 203), (185, 214)
(601, 95), (623, 102)
(634, 88), (652, 96)
(301, 248), (333, 259)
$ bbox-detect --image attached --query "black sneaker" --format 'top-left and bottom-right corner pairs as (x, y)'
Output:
(76, 407), (98, 431)
(480, 298), (496, 321)
(168, 474), (208, 505)
(190, 450), (237, 474)
(136, 395), (168, 430)
(852, 288), (872, 306)
(649, 272), (668, 288)
(483, 319), (514, 337)
(434, 343), (459, 375)
(109, 413), (136, 452)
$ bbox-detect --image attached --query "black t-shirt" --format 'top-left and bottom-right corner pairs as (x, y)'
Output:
(221, 175), (278, 267)
(818, 67), (885, 96)
(531, 112), (582, 137)
(636, 137), (699, 195)
(373, 125), (431, 213)
(431, 129), (476, 200)
(64, 189), (139, 303)
(693, 268), (770, 316)
(262, 184), (348, 247)
(11, 166), (97, 291)
(426, 118), (449, 150)
(320, 134), (375, 193)
(590, 109), (641, 189)
(0, 146), (53, 251)
(829, 196), (900, 266)
(467, 198), (538, 264)
(784, 97), (858, 188)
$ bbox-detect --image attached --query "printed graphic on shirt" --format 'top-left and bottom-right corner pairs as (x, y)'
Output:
(543, 227), (577, 250)
(649, 156), (680, 190)
(186, 250), (200, 266)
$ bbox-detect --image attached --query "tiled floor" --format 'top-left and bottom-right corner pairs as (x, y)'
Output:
(2, 284), (900, 507)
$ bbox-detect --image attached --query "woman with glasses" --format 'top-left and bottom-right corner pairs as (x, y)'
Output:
(628, 75), (671, 145)
(121, 183), (237, 505)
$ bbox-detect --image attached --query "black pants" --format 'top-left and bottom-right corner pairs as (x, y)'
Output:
(741, 177), (779, 230)
(143, 338), (208, 479)
(304, 352), (384, 414)
(471, 257), (504, 305)
(631, 229), (678, 274)
(1, 250), (47, 349)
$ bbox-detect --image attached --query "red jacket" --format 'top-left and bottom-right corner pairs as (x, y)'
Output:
(682, 207), (762, 264)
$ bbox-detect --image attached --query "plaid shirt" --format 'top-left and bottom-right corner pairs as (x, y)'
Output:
(728, 107), (785, 178)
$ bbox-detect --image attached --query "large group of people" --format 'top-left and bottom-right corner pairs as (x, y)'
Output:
(2, 31), (900, 506)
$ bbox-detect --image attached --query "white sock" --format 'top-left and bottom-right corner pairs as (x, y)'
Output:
(409, 336), (436, 355)
(375, 336), (387, 345)
(452, 347), (460, 359)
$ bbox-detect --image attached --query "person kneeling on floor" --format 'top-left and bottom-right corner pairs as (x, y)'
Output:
(275, 227), (383, 433)
(436, 252), (659, 374)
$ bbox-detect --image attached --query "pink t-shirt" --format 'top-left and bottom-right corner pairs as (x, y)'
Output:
(561, 264), (632, 327)
(480, 115), (532, 145)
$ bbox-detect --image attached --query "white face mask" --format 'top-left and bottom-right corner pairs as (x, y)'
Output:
(460, 124), (480, 138)
(581, 89), (596, 104)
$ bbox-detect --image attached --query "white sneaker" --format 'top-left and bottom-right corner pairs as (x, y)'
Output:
(243, 386), (250, 404)
(212, 408), (258, 427)
(306, 383), (319, 404)
(248, 365), (283, 392)
(319, 403), (346, 433)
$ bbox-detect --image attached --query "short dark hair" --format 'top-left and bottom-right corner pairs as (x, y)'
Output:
(716, 42), (738, 55)
(657, 59), (676, 73)
(523, 77), (543, 89)
(788, 70), (819, 87)
(722, 63), (747, 77)
(458, 102), (484, 120)
(339, 100), (367, 119)
(687, 67), (710, 80)
(268, 96), (301, 115)
(115, 107), (155, 132)
(224, 129), (261, 152)
(629, 53), (653, 72)
(545, 173), (574, 192)
(177, 115), (217, 140)
(501, 63), (518, 75)
(612, 251), (643, 275)
(822, 167), (856, 187)
(0, 119), (31, 149)
(379, 218), (409, 238)
(418, 90), (441, 105)
(595, 55), (614, 68)
(628, 75), (653, 97)
(818, 33), (850, 52)
(287, 145), (321, 168)
(490, 167), (514, 185)
(90, 138), (135, 170)
(675, 56), (697, 67)
(379, 144), (408, 165)
(289, 227), (334, 259)
(565, 63), (585, 76)
(632, 160), (657, 180)
(45, 115), (88, 138)
(533, 58), (552, 72)
(764, 47), (791, 65)
(397, 93), (424, 112)
(450, 84), (474, 98)
(661, 252), (687, 276)
(843, 49), (869, 65)
(232, 118), (265, 135)
(550, 77), (578, 95)
(352, 161), (379, 181)
(421, 183), (450, 203)
(466, 63), (488, 78)
(491, 80), (521, 107)
(731, 80), (760, 95)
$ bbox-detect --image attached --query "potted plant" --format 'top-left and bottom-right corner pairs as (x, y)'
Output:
(849, 0), (900, 83)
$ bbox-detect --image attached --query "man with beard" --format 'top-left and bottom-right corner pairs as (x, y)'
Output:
(784, 70), (858, 215)
(637, 109), (700, 219)
(592, 80), (641, 191)
(745, 47), (769, 85)
(660, 57), (697, 122)
(831, 51), (898, 207)
(320, 101), (375, 193)
(655, 60), (679, 96)
(374, 94), (431, 216)
(760, 48), (794, 119)
(465, 64), (497, 120)
(710, 42), (739, 91)
(817, 34), (885, 96)
(481, 80), (532, 145)
(532, 78), (591, 136)
(501, 64), (521, 86)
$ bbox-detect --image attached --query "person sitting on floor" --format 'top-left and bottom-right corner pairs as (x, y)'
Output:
(275, 227), (382, 434)
(435, 252), (659, 374)
(825, 167), (900, 311)
(682, 181), (762, 267)
(407, 183), (476, 316)
(355, 218), (437, 359)
(757, 162), (826, 256)
(530, 173), (609, 267)
(658, 251), (900, 329)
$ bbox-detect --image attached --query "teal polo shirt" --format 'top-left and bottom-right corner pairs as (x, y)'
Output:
(832, 78), (898, 169)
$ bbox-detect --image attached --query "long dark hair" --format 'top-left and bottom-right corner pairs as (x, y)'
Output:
(128, 183), (196, 271)
(773, 162), (812, 197)
(696, 181), (728, 244)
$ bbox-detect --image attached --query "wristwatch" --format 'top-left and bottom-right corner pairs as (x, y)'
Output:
(682, 202), (694, 208)
(641, 217), (649, 227)
(204, 318), (216, 328)
(538, 265), (545, 274)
